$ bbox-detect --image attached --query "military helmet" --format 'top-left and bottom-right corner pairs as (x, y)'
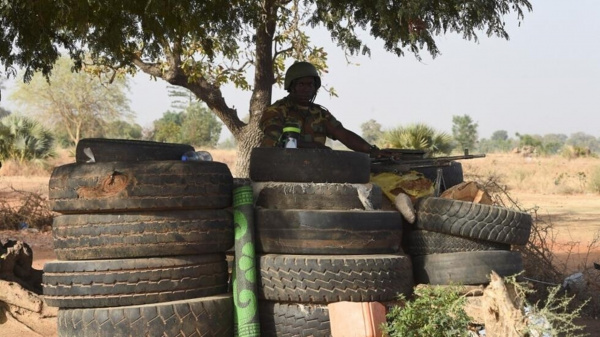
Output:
(284, 61), (321, 91)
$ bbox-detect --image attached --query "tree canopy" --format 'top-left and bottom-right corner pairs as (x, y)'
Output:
(10, 57), (132, 145)
(360, 119), (383, 144)
(0, 0), (532, 176)
(152, 103), (222, 148)
(452, 114), (479, 151)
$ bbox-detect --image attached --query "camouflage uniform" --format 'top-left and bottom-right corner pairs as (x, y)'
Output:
(259, 96), (344, 147)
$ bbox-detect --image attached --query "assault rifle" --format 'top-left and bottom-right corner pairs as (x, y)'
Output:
(370, 149), (486, 196)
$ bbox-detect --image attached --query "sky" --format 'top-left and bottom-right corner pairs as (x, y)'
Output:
(3, 0), (600, 142)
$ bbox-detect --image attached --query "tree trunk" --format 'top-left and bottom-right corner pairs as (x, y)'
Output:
(233, 119), (263, 178)
(231, 0), (278, 178)
(132, 1), (279, 178)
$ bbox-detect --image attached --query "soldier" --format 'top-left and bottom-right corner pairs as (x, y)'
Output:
(259, 61), (384, 157)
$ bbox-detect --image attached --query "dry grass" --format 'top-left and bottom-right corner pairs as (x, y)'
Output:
(464, 172), (600, 319)
(202, 149), (237, 170)
(462, 153), (600, 195)
(0, 148), (74, 177)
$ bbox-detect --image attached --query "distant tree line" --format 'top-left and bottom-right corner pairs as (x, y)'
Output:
(360, 116), (600, 157)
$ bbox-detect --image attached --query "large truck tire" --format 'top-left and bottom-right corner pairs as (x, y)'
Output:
(413, 161), (464, 192)
(255, 209), (403, 254)
(406, 230), (510, 256)
(43, 255), (227, 308)
(250, 148), (370, 183)
(49, 161), (233, 213)
(75, 138), (194, 163)
(415, 197), (532, 245)
(57, 294), (233, 337)
(412, 251), (524, 285)
(259, 301), (330, 337)
(52, 210), (234, 260)
(253, 182), (382, 210)
(258, 254), (413, 303)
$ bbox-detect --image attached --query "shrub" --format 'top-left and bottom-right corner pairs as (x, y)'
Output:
(0, 115), (55, 163)
(382, 285), (471, 337)
(0, 190), (54, 230)
(589, 166), (600, 193)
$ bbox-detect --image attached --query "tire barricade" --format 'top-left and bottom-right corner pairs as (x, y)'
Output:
(250, 148), (414, 337)
(41, 143), (534, 336)
(408, 197), (532, 285)
(44, 139), (235, 337)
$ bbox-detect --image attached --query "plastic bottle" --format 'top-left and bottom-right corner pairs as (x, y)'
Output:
(281, 126), (301, 148)
(182, 150), (213, 161)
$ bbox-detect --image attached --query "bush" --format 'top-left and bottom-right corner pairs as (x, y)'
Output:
(0, 115), (55, 163)
(0, 190), (54, 230)
(589, 166), (600, 193)
(383, 285), (471, 337)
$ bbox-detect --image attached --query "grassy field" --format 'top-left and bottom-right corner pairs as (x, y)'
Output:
(462, 152), (600, 195)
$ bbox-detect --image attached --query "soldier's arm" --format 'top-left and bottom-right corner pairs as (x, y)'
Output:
(330, 126), (373, 153)
(259, 107), (284, 147)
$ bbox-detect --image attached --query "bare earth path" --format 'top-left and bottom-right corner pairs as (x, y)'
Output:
(514, 192), (600, 272)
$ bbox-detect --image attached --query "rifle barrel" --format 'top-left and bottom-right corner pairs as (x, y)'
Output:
(370, 153), (486, 172)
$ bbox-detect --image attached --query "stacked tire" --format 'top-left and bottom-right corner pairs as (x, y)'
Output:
(250, 148), (414, 337)
(43, 139), (235, 337)
(406, 197), (532, 285)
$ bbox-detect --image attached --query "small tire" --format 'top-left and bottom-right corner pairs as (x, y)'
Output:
(414, 161), (464, 192)
(75, 138), (194, 163)
(52, 210), (234, 260)
(255, 209), (403, 254)
(259, 301), (330, 337)
(57, 294), (233, 337)
(406, 230), (510, 256)
(412, 251), (524, 285)
(250, 148), (370, 183)
(415, 197), (532, 245)
(258, 254), (414, 303)
(253, 182), (383, 210)
(49, 161), (233, 213)
(43, 255), (228, 308)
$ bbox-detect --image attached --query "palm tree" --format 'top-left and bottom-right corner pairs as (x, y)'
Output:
(380, 123), (454, 157)
(0, 115), (55, 163)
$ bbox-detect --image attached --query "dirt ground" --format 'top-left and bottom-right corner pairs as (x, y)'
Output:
(1, 176), (600, 336)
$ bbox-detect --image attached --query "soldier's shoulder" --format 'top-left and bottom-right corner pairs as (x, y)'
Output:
(310, 103), (333, 115)
(269, 97), (290, 108)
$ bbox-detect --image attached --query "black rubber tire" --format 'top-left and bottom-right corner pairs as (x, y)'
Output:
(43, 255), (227, 308)
(250, 148), (370, 183)
(413, 161), (464, 192)
(258, 254), (414, 303)
(52, 210), (234, 260)
(406, 230), (511, 256)
(412, 251), (524, 285)
(255, 209), (403, 254)
(75, 138), (195, 163)
(49, 161), (233, 213)
(259, 301), (331, 337)
(415, 197), (532, 245)
(57, 294), (233, 337)
(253, 182), (383, 210)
